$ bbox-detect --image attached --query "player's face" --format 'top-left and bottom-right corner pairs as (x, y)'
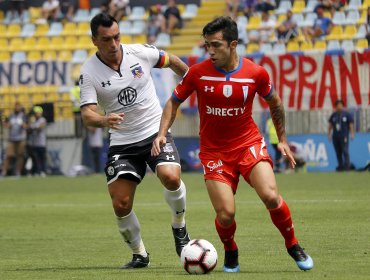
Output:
(92, 22), (121, 62)
(204, 31), (237, 70)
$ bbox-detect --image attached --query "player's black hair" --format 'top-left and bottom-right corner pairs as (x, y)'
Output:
(202, 16), (238, 44)
(335, 99), (344, 106)
(90, 13), (117, 37)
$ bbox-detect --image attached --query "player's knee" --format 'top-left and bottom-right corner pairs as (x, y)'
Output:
(261, 191), (280, 209)
(159, 172), (181, 191)
(217, 209), (235, 226)
(112, 197), (133, 217)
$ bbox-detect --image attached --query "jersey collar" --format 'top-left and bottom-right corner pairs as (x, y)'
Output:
(214, 56), (243, 81)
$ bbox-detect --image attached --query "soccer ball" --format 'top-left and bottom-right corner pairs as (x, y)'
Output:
(180, 239), (218, 274)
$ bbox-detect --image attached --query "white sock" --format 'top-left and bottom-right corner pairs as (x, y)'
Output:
(164, 180), (186, 228)
(116, 211), (147, 257)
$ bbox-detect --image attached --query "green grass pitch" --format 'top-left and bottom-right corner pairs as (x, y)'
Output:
(0, 172), (369, 280)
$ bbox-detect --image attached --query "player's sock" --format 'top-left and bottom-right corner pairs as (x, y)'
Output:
(215, 218), (238, 251)
(164, 180), (186, 229)
(117, 211), (148, 257)
(268, 195), (298, 248)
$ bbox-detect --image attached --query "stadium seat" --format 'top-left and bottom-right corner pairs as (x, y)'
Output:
(154, 33), (171, 48)
(90, 7), (101, 19)
(131, 20), (146, 35)
(246, 43), (260, 54)
(76, 22), (90, 36)
(43, 50), (57, 60)
(47, 22), (63, 37)
(300, 41), (313, 51)
(356, 39), (369, 50)
(34, 24), (49, 37)
(303, 0), (318, 14)
(6, 24), (21, 38)
(72, 49), (88, 64)
(11, 51), (26, 62)
(182, 4), (198, 20)
(62, 22), (77, 36)
(345, 0), (362, 11)
(77, 36), (94, 50)
(119, 21), (132, 35)
(354, 25), (367, 39)
(291, 1), (305, 14)
(37, 37), (51, 51)
(191, 46), (206, 57)
(23, 37), (37, 51)
(272, 43), (286, 55)
(342, 25), (357, 40)
(58, 50), (72, 61)
(9, 37), (23, 52)
(89, 49), (97, 57)
(275, 0), (292, 15)
(293, 13), (305, 28)
(29, 7), (42, 23)
(341, 40), (355, 51)
(327, 40), (341, 51)
(129, 6), (146, 21)
(287, 41), (300, 52)
(325, 26), (342, 41)
(360, 0), (370, 11)
(260, 43), (273, 55)
(50, 36), (64, 50)
(345, 10), (360, 25)
(358, 10), (367, 25)
(236, 44), (246, 56)
(332, 11), (346, 25)
(20, 23), (36, 37)
(236, 16), (248, 28)
(0, 24), (6, 38)
(133, 34), (146, 44)
(247, 15), (261, 30)
(302, 12), (317, 28)
(27, 50), (42, 61)
(0, 51), (10, 62)
(120, 34), (133, 43)
(314, 40), (327, 51)
(64, 36), (78, 50)
(73, 9), (90, 22)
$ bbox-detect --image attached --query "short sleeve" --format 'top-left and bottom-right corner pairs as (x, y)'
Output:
(79, 72), (98, 107)
(256, 66), (273, 99)
(172, 67), (196, 103)
(139, 44), (169, 68)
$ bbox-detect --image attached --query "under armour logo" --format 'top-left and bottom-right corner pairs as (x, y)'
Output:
(101, 80), (111, 87)
(204, 86), (214, 92)
(166, 155), (175, 161)
(176, 209), (185, 214)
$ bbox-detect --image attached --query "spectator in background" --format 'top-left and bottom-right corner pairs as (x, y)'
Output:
(87, 127), (103, 173)
(302, 5), (333, 43)
(41, 0), (60, 22)
(266, 117), (282, 172)
(1, 102), (27, 177)
(242, 0), (257, 18)
(10, 0), (25, 21)
(161, 0), (183, 34)
(254, 0), (275, 13)
(248, 10), (276, 44)
(285, 142), (306, 174)
(225, 0), (239, 20)
(328, 99), (355, 172)
(108, 0), (130, 22)
(29, 106), (47, 177)
(147, 4), (163, 44)
(276, 10), (298, 43)
(60, 0), (75, 22)
(366, 7), (370, 46)
(70, 79), (82, 137)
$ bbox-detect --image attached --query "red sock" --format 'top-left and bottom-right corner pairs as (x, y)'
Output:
(269, 196), (298, 248)
(215, 218), (238, 251)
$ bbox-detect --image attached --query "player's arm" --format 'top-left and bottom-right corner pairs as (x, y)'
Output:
(264, 92), (296, 168)
(167, 53), (189, 77)
(327, 121), (333, 141)
(151, 97), (182, 156)
(349, 121), (355, 140)
(81, 104), (124, 130)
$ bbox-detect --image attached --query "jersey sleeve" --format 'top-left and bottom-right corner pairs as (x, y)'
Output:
(79, 72), (98, 107)
(140, 44), (169, 68)
(172, 67), (196, 103)
(256, 66), (273, 99)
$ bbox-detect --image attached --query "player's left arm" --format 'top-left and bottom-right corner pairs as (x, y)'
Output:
(265, 92), (296, 168)
(349, 113), (355, 140)
(165, 53), (189, 77)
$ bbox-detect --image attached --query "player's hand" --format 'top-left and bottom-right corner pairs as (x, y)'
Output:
(151, 135), (167, 156)
(106, 113), (124, 130)
(278, 142), (296, 169)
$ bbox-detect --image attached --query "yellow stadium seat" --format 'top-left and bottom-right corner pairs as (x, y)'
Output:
(43, 50), (57, 60)
(0, 38), (7, 49)
(58, 50), (72, 61)
(23, 37), (37, 51)
(62, 22), (77, 36)
(120, 35), (133, 44)
(292, 1), (305, 13)
(6, 24), (21, 38)
(34, 24), (49, 37)
(287, 41), (300, 52)
(247, 15), (261, 30)
(37, 37), (51, 51)
(29, 7), (42, 22)
(356, 39), (368, 50)
(76, 22), (90, 35)
(325, 26), (342, 41)
(277, 14), (287, 25)
(342, 25), (357, 40)
(89, 49), (97, 57)
(0, 24), (6, 38)
(246, 43), (260, 54)
(64, 36), (78, 50)
(77, 36), (94, 50)
(0, 52), (10, 62)
(32, 93), (46, 104)
(9, 37), (23, 52)
(132, 34), (146, 44)
(50, 36), (64, 51)
(323, 11), (332, 19)
(357, 10), (367, 24)
(314, 40), (326, 51)
(300, 41), (313, 51)
(27, 50), (42, 61)
(360, 0), (370, 11)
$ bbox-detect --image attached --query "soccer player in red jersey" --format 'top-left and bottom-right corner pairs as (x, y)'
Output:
(152, 16), (313, 272)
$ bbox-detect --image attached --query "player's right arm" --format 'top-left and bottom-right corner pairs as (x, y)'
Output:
(81, 104), (124, 130)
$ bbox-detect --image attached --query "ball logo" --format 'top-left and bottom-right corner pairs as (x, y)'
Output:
(107, 166), (115, 176)
(118, 87), (137, 107)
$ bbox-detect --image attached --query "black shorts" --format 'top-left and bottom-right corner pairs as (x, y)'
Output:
(104, 133), (181, 184)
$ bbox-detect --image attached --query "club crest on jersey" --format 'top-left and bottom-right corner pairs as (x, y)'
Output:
(130, 63), (144, 78)
(223, 85), (232, 98)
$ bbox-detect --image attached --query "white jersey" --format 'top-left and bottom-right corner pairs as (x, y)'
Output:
(80, 44), (167, 146)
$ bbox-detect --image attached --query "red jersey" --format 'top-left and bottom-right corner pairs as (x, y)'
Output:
(173, 57), (272, 151)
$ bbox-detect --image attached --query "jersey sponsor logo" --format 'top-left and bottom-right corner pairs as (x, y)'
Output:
(107, 166), (115, 176)
(206, 105), (245, 117)
(223, 85), (232, 98)
(130, 63), (144, 78)
(163, 143), (174, 153)
(118, 87), (137, 107)
(207, 159), (223, 172)
(204, 86), (214, 92)
(101, 80), (111, 87)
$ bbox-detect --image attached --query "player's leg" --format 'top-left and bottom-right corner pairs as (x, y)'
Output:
(333, 137), (344, 170)
(249, 161), (313, 271)
(14, 141), (25, 176)
(108, 178), (149, 269)
(1, 143), (14, 176)
(342, 137), (350, 170)
(206, 180), (240, 272)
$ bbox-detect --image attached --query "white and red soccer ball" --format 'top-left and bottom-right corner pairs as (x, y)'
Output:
(180, 239), (218, 274)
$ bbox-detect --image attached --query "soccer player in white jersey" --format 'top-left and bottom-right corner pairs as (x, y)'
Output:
(80, 13), (190, 269)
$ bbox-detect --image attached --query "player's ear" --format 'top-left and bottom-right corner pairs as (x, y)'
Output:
(230, 40), (238, 49)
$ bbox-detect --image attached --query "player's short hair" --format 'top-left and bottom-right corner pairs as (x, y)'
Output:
(90, 13), (117, 37)
(202, 16), (238, 44)
(335, 99), (344, 106)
